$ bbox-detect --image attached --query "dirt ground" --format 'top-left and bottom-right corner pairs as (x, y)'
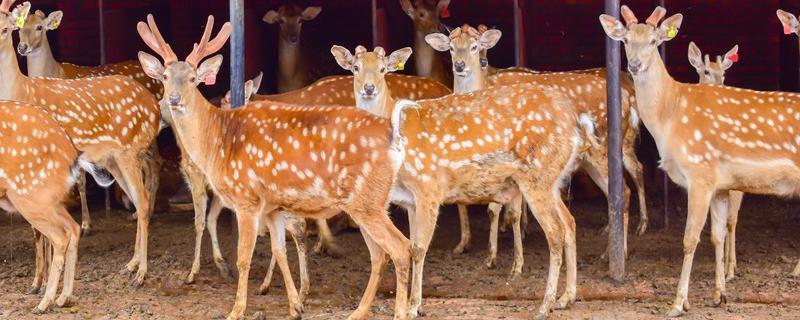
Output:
(1, 192), (800, 319)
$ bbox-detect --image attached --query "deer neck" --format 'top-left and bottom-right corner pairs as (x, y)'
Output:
(414, 31), (436, 77)
(170, 89), (227, 172)
(629, 54), (681, 151)
(0, 36), (26, 100)
(356, 85), (395, 119)
(25, 34), (64, 78)
(453, 64), (487, 94)
(277, 39), (304, 82)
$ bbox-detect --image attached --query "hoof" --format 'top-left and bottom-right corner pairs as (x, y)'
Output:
(407, 307), (424, 319)
(713, 292), (727, 306)
(288, 303), (303, 320)
(599, 224), (609, 235)
(533, 312), (547, 320)
(484, 257), (496, 269)
(257, 284), (270, 295)
(80, 227), (91, 237)
(27, 286), (41, 295)
(555, 294), (574, 310)
(452, 243), (468, 255)
(666, 307), (686, 318)
(31, 306), (47, 315)
(218, 265), (235, 283)
(184, 273), (196, 285)
(635, 222), (647, 236)
(130, 273), (145, 287)
(56, 295), (75, 307)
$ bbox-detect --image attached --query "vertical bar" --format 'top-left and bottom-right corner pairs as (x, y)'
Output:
(605, 0), (625, 281)
(513, 0), (526, 67)
(372, 0), (378, 47)
(98, 0), (106, 64)
(229, 0), (244, 262)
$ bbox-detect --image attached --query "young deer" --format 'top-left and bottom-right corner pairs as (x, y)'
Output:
(263, 4), (322, 93)
(688, 40), (744, 281)
(0, 101), (105, 313)
(332, 45), (594, 319)
(137, 15), (411, 320)
(399, 0), (453, 87)
(0, 1), (161, 286)
(16, 7), (163, 235)
(601, 6), (800, 317)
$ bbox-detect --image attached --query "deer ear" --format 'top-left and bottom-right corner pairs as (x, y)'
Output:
(479, 29), (502, 50)
(687, 41), (704, 70)
(45, 11), (63, 30)
(387, 47), (412, 72)
(197, 54), (224, 85)
(262, 10), (280, 24)
(330, 45), (355, 71)
(138, 52), (165, 80)
(657, 13), (683, 42)
(777, 9), (800, 35)
(34, 10), (45, 18)
(721, 44), (739, 69)
(10, 2), (31, 30)
(424, 33), (451, 52)
(301, 7), (322, 21)
(599, 14), (627, 41)
(251, 72), (263, 95)
(399, 0), (415, 18)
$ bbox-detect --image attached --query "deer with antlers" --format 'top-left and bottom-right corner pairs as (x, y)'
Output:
(263, 4), (323, 93)
(0, 0), (160, 286)
(331, 44), (597, 319)
(601, 6), (800, 317)
(15, 6), (163, 235)
(137, 14), (412, 319)
(400, 0), (453, 87)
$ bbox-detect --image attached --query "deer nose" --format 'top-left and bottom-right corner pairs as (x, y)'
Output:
(168, 94), (182, 106)
(454, 61), (466, 73)
(363, 84), (375, 96)
(288, 34), (298, 43)
(17, 43), (28, 55)
(628, 59), (643, 73)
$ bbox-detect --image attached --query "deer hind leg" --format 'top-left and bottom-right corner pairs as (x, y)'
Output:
(206, 194), (233, 281)
(709, 193), (730, 307)
(112, 153), (152, 286)
(725, 191), (743, 281)
(313, 218), (344, 257)
(408, 192), (443, 319)
(555, 192), (578, 310)
(257, 251), (278, 295)
(347, 228), (388, 320)
(668, 180), (714, 318)
(29, 228), (48, 294)
(264, 213), (303, 319)
(227, 207), (260, 320)
(623, 143), (648, 236)
(181, 159), (209, 284)
(507, 194), (524, 278)
(584, 156), (630, 258)
(55, 206), (80, 308)
(452, 204), (471, 254)
(485, 202), (502, 269)
(77, 171), (91, 236)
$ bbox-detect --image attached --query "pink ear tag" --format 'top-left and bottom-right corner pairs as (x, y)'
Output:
(784, 23), (793, 35)
(204, 72), (217, 85)
(729, 53), (739, 63)
(440, 6), (450, 18)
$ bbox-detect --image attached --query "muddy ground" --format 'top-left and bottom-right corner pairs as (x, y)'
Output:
(1, 192), (800, 319)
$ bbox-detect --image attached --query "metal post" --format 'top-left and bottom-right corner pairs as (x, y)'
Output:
(229, 0), (244, 262)
(98, 0), (112, 215)
(604, 0), (625, 281)
(372, 0), (378, 47)
(513, 0), (526, 67)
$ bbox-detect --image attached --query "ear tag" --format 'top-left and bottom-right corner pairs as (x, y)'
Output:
(729, 53), (739, 63)
(667, 26), (677, 39)
(203, 72), (217, 85)
(440, 6), (450, 18)
(396, 62), (405, 71)
(15, 15), (25, 28)
(52, 20), (60, 29)
(784, 23), (794, 35)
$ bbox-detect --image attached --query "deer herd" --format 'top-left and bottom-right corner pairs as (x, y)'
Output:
(1, 0), (799, 319)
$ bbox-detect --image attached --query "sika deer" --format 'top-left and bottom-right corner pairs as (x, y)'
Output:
(263, 4), (322, 92)
(399, 0), (453, 87)
(137, 15), (411, 320)
(601, 6), (800, 317)
(331, 45), (595, 319)
(0, 1), (160, 286)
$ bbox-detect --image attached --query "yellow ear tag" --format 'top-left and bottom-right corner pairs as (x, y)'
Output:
(15, 15), (25, 28)
(396, 62), (405, 71)
(667, 26), (677, 39)
(52, 21), (60, 29)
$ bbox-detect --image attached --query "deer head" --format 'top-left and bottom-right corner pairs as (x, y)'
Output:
(425, 24), (500, 78)
(263, 5), (321, 45)
(137, 14), (231, 115)
(0, 0), (29, 43)
(331, 45), (411, 111)
(777, 9), (800, 36)
(599, 6), (683, 76)
(400, 0), (450, 34)
(687, 41), (738, 85)
(16, 9), (60, 56)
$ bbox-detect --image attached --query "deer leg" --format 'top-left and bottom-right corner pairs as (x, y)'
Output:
(347, 228), (388, 320)
(264, 213), (303, 319)
(227, 208), (259, 320)
(709, 193), (730, 307)
(207, 194), (233, 281)
(725, 191), (743, 281)
(452, 204), (471, 254)
(623, 145), (648, 236)
(114, 154), (152, 286)
(78, 171), (91, 236)
(521, 200), (531, 237)
(668, 181), (713, 318)
(313, 218), (344, 258)
(507, 194), (524, 278)
(287, 216), (309, 302)
(182, 160), (209, 284)
(555, 193), (578, 310)
(104, 162), (140, 276)
(485, 202), (502, 269)
(29, 228), (46, 294)
(408, 194), (442, 318)
(257, 251), (278, 295)
(585, 157), (630, 259)
(55, 207), (80, 307)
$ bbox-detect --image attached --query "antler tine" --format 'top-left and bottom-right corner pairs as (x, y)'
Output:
(186, 15), (232, 67)
(0, 0), (17, 14)
(137, 14), (177, 62)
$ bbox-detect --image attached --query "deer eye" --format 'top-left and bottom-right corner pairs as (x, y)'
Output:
(649, 39), (656, 45)
(36, 25), (43, 31)
(161, 74), (168, 81)
(470, 45), (478, 52)
(380, 67), (386, 73)
(189, 76), (196, 83)
(1, 28), (7, 35)
(704, 70), (710, 75)
(353, 65), (360, 72)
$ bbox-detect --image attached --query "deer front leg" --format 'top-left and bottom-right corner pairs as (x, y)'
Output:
(287, 217), (309, 302)
(408, 195), (441, 318)
(507, 195), (524, 278)
(347, 229), (388, 320)
(264, 213), (303, 320)
(227, 209), (259, 320)
(28, 228), (47, 294)
(114, 154), (153, 286)
(668, 181), (713, 318)
(725, 191), (743, 281)
(452, 204), (471, 254)
(78, 171), (91, 236)
(485, 202), (502, 269)
(709, 193), (730, 307)
(207, 194), (233, 281)
(182, 159), (209, 284)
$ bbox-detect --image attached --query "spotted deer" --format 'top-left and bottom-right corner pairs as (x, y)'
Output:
(601, 6), (800, 317)
(16, 7), (163, 235)
(399, 0), (453, 87)
(776, 8), (800, 279)
(137, 15), (411, 320)
(331, 45), (595, 319)
(1, 0), (160, 286)
(688, 40), (744, 281)
(0, 101), (106, 313)
(263, 4), (322, 93)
